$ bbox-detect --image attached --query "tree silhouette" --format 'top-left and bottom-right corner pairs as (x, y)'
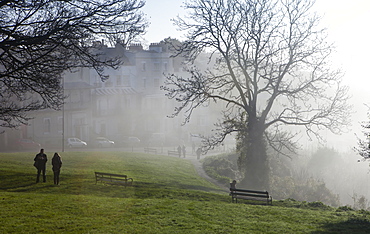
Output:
(0, 0), (147, 128)
(162, 0), (351, 189)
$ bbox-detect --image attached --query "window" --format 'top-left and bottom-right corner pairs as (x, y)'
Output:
(154, 78), (160, 87)
(79, 90), (84, 104)
(143, 78), (147, 89)
(58, 116), (63, 134)
(94, 75), (102, 87)
(153, 62), (160, 71)
(105, 80), (113, 87)
(44, 118), (51, 134)
(116, 75), (122, 86)
(123, 75), (130, 86)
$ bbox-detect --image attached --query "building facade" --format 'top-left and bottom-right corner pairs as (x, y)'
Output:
(1, 41), (222, 151)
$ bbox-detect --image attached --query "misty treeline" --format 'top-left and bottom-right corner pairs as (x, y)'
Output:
(0, 0), (147, 128)
(204, 147), (370, 208)
(162, 0), (351, 190)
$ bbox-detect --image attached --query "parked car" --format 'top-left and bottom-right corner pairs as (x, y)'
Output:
(67, 138), (87, 148)
(94, 137), (115, 148)
(16, 139), (41, 150)
(121, 136), (141, 146)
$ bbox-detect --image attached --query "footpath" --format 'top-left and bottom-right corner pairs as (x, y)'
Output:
(144, 146), (230, 193)
(187, 155), (229, 193)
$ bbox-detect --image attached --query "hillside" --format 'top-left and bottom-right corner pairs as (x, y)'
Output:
(0, 151), (369, 233)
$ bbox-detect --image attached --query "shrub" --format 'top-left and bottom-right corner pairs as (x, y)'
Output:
(336, 206), (354, 212)
(202, 154), (238, 185)
(203, 152), (340, 207)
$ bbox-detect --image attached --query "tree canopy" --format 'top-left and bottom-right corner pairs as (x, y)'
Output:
(163, 0), (351, 189)
(0, 0), (147, 128)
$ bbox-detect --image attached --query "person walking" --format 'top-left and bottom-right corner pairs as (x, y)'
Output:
(182, 145), (186, 158)
(52, 152), (62, 185)
(34, 149), (47, 183)
(196, 147), (202, 160)
(177, 145), (182, 158)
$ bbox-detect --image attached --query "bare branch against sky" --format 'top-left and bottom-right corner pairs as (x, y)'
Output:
(0, 0), (147, 128)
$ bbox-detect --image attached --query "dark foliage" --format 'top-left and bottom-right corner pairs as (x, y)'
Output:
(0, 0), (147, 128)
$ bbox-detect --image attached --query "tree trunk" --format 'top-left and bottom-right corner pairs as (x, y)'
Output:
(238, 119), (269, 190)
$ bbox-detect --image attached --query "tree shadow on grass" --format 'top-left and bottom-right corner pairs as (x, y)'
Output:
(0, 172), (84, 192)
(0, 182), (36, 190)
(0, 171), (35, 190)
(311, 217), (370, 233)
(1, 171), (229, 202)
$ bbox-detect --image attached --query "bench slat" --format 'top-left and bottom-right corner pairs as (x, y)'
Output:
(232, 192), (270, 198)
(230, 188), (268, 194)
(144, 148), (157, 154)
(95, 172), (133, 187)
(230, 188), (272, 205)
(95, 172), (128, 177)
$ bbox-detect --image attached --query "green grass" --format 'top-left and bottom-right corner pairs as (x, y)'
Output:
(0, 151), (369, 233)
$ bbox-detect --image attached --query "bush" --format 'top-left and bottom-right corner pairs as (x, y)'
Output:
(337, 206), (354, 212)
(203, 152), (340, 207)
(202, 154), (238, 185)
(270, 175), (340, 207)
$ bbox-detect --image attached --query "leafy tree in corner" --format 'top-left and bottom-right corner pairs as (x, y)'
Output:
(0, 0), (147, 128)
(162, 0), (350, 189)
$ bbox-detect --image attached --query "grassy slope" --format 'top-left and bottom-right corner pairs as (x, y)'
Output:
(0, 151), (369, 233)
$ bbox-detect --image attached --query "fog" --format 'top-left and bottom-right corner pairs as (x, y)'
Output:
(291, 147), (370, 207)
(1, 0), (370, 209)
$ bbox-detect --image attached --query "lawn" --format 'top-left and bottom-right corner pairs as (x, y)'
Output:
(0, 151), (369, 233)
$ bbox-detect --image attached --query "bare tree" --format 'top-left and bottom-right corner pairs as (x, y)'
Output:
(0, 0), (147, 128)
(162, 0), (351, 189)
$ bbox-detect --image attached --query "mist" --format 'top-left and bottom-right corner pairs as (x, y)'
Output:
(1, 0), (370, 209)
(1, 38), (369, 208)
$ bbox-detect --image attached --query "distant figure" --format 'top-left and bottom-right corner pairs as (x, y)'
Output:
(230, 180), (237, 190)
(34, 149), (47, 183)
(52, 152), (63, 185)
(182, 145), (186, 158)
(192, 142), (195, 154)
(196, 147), (202, 160)
(177, 145), (182, 158)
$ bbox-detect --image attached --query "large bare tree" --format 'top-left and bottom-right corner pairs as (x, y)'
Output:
(162, 0), (351, 189)
(0, 0), (147, 128)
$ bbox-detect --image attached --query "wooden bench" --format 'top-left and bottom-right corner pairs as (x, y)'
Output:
(230, 188), (272, 205)
(168, 150), (180, 157)
(144, 147), (157, 154)
(95, 172), (133, 186)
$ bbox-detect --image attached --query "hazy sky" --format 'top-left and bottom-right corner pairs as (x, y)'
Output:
(142, 0), (370, 152)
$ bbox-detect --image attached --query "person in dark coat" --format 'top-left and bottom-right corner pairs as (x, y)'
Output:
(196, 147), (202, 160)
(34, 149), (47, 183)
(177, 145), (182, 158)
(230, 180), (237, 190)
(52, 152), (62, 185)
